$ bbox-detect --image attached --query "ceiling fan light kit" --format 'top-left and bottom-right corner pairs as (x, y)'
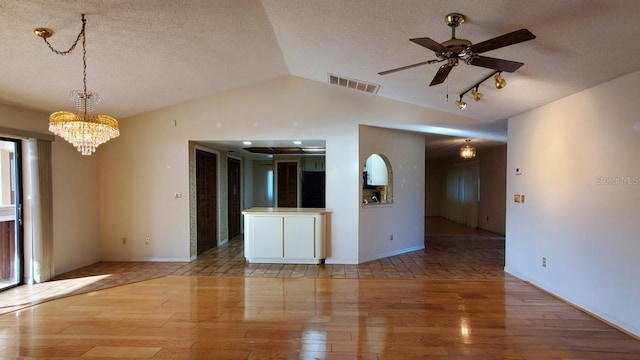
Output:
(378, 12), (535, 109)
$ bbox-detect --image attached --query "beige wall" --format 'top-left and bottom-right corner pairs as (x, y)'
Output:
(358, 125), (426, 262)
(97, 75), (482, 264)
(0, 102), (101, 276)
(424, 158), (445, 217)
(478, 145), (507, 234)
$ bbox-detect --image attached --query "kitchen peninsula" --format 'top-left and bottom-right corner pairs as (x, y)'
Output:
(242, 207), (329, 264)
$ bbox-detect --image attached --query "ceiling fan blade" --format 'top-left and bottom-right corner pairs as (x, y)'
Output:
(378, 60), (434, 75)
(468, 28), (536, 54)
(410, 37), (448, 54)
(469, 55), (524, 72)
(429, 64), (454, 86)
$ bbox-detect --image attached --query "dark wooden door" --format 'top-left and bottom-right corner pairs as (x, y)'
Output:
(196, 149), (217, 255)
(227, 157), (241, 240)
(277, 162), (298, 207)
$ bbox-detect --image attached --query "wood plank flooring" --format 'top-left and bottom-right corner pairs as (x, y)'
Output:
(0, 217), (638, 358)
(2, 276), (640, 359)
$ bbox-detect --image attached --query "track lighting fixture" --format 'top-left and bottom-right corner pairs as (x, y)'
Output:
(455, 70), (511, 109)
(494, 72), (507, 89)
(471, 86), (483, 101)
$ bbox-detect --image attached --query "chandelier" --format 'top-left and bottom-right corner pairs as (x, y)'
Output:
(35, 14), (119, 155)
(460, 139), (476, 159)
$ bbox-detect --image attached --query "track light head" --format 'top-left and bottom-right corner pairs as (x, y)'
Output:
(494, 72), (506, 89)
(471, 86), (483, 101)
(455, 95), (467, 110)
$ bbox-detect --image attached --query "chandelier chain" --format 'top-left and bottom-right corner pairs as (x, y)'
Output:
(40, 14), (86, 56)
(81, 18), (88, 116)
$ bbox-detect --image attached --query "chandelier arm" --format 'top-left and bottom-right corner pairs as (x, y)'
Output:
(40, 14), (86, 56)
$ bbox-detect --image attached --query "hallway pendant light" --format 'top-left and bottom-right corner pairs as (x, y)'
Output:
(460, 139), (476, 159)
(35, 14), (119, 155)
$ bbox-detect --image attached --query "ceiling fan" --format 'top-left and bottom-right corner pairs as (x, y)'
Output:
(379, 13), (536, 86)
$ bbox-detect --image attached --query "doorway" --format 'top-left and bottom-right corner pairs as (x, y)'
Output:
(195, 149), (218, 255)
(227, 157), (241, 240)
(0, 138), (22, 291)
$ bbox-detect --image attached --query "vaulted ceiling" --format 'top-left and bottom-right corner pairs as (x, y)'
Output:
(2, 1), (640, 148)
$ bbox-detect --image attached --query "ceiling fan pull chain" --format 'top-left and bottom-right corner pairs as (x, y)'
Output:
(445, 78), (449, 102)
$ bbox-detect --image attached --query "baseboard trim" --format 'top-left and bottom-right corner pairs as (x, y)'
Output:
(358, 245), (425, 264)
(505, 268), (640, 340)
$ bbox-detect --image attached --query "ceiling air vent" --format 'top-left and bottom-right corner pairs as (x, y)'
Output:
(328, 73), (380, 94)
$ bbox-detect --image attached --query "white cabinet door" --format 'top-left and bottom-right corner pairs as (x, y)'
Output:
(283, 216), (315, 259)
(251, 216), (283, 259)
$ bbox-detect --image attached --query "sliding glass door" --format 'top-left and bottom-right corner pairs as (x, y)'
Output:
(0, 139), (22, 291)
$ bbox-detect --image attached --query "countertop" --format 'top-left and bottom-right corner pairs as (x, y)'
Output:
(242, 207), (330, 215)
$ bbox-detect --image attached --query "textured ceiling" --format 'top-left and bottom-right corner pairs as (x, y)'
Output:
(2, 0), (640, 152)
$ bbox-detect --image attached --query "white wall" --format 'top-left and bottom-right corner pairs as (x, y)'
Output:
(358, 125), (425, 262)
(0, 102), (101, 276)
(506, 70), (640, 336)
(97, 75), (483, 264)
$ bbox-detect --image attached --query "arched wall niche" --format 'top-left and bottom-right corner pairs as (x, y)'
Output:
(362, 153), (393, 204)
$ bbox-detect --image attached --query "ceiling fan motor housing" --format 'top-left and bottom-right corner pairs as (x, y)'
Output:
(441, 38), (472, 57)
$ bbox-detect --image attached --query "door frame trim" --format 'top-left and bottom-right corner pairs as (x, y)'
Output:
(0, 137), (23, 291)
(227, 154), (243, 240)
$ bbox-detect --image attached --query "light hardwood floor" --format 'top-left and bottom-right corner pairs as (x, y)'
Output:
(0, 217), (639, 359)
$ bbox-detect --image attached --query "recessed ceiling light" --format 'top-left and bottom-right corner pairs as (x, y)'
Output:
(243, 141), (252, 145)
(293, 140), (302, 145)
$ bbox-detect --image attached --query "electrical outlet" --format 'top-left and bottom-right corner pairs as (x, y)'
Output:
(542, 257), (547, 267)
(122, 237), (127, 245)
(145, 237), (150, 245)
